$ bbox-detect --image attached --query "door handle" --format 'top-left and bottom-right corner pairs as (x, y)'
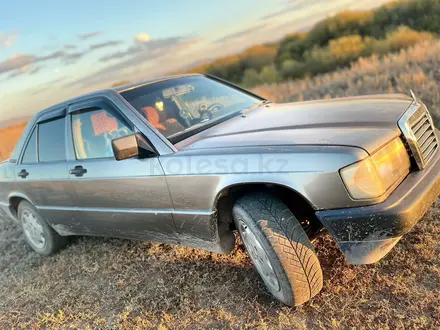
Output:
(18, 169), (29, 178)
(69, 165), (87, 177)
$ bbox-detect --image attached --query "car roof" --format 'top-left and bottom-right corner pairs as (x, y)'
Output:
(112, 73), (201, 92)
(35, 73), (203, 118)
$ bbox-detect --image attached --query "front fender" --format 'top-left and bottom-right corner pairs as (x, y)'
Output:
(162, 145), (368, 212)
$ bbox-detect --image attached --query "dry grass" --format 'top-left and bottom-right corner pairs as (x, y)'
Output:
(1, 41), (440, 329)
(1, 204), (439, 329)
(0, 123), (27, 162)
(254, 40), (440, 124)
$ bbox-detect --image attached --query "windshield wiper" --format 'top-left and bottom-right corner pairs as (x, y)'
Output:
(169, 120), (208, 138)
(251, 99), (272, 110)
(241, 99), (272, 114)
(168, 110), (243, 143)
(168, 101), (271, 143)
(259, 99), (272, 106)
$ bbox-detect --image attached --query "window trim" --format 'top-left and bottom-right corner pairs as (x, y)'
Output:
(67, 97), (134, 128)
(204, 74), (266, 102)
(18, 125), (39, 165)
(120, 75), (263, 145)
(36, 107), (67, 124)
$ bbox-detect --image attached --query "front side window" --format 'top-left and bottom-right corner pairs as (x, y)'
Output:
(71, 107), (133, 160)
(38, 117), (66, 162)
(120, 76), (261, 142)
(21, 128), (37, 164)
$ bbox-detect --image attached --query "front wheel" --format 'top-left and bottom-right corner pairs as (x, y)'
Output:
(18, 201), (68, 256)
(233, 193), (323, 306)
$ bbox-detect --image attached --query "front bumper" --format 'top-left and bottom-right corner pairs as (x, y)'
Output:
(316, 149), (440, 264)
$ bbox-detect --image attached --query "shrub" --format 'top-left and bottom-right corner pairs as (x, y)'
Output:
(176, 0), (440, 87)
(242, 68), (263, 87)
(370, 0), (440, 37)
(275, 33), (308, 65)
(306, 11), (373, 47)
(280, 59), (307, 79)
(328, 35), (368, 63)
(386, 25), (433, 52)
(240, 45), (277, 71)
(287, 27), (434, 80)
(259, 65), (280, 84)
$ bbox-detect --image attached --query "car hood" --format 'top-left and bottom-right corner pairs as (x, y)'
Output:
(176, 94), (413, 154)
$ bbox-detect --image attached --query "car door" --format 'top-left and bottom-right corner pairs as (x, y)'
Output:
(13, 109), (78, 227)
(64, 97), (177, 242)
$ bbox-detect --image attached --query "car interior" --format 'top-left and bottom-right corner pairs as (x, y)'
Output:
(72, 109), (132, 159)
(141, 98), (186, 136)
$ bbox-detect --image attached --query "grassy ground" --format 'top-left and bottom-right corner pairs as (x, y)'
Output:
(1, 204), (439, 329)
(1, 41), (440, 329)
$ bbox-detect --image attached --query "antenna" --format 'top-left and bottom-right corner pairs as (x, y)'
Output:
(410, 89), (417, 102)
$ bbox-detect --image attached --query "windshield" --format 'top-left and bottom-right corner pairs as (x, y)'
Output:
(120, 76), (262, 142)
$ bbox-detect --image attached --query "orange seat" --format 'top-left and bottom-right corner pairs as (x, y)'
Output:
(142, 106), (166, 130)
(90, 111), (118, 136)
(142, 106), (185, 136)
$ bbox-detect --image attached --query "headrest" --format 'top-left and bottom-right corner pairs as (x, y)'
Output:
(142, 106), (159, 125)
(90, 111), (118, 136)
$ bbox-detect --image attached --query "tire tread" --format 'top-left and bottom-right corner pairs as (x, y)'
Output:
(235, 192), (323, 305)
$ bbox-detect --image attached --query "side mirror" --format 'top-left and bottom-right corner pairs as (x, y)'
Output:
(111, 133), (156, 161)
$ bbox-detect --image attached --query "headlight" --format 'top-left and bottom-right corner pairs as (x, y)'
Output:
(340, 138), (410, 199)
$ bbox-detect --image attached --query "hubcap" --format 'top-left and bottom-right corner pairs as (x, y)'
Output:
(22, 210), (45, 249)
(238, 220), (280, 292)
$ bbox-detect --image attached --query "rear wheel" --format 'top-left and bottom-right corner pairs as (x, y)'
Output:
(18, 201), (68, 255)
(233, 192), (323, 306)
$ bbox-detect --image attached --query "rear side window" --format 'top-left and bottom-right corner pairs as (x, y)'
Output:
(21, 128), (37, 164)
(38, 117), (66, 162)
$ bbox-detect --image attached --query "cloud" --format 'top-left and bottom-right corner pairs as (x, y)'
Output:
(69, 36), (197, 88)
(135, 33), (151, 43)
(1, 38), (126, 75)
(31, 76), (68, 95)
(0, 54), (35, 75)
(6, 64), (43, 79)
(1, 37), (126, 76)
(134, 36), (188, 52)
(61, 40), (124, 64)
(0, 30), (18, 48)
(99, 50), (131, 62)
(8, 66), (32, 79)
(63, 51), (86, 64)
(214, 23), (269, 44)
(0, 50), (66, 77)
(78, 31), (103, 40)
(99, 36), (189, 63)
(89, 40), (123, 50)
(29, 66), (43, 75)
(261, 0), (314, 20)
(38, 50), (66, 61)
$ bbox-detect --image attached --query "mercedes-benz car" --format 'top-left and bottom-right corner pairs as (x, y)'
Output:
(1, 74), (439, 306)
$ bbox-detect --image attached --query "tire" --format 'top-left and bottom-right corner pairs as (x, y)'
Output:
(18, 201), (68, 255)
(232, 192), (323, 306)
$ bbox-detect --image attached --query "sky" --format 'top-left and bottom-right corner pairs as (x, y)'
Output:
(0, 0), (391, 123)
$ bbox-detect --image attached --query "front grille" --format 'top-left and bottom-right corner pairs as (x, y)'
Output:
(398, 103), (438, 169)
(412, 111), (437, 162)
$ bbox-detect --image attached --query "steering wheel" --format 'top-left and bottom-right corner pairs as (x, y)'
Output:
(198, 103), (224, 121)
(207, 103), (224, 113)
(178, 108), (192, 127)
